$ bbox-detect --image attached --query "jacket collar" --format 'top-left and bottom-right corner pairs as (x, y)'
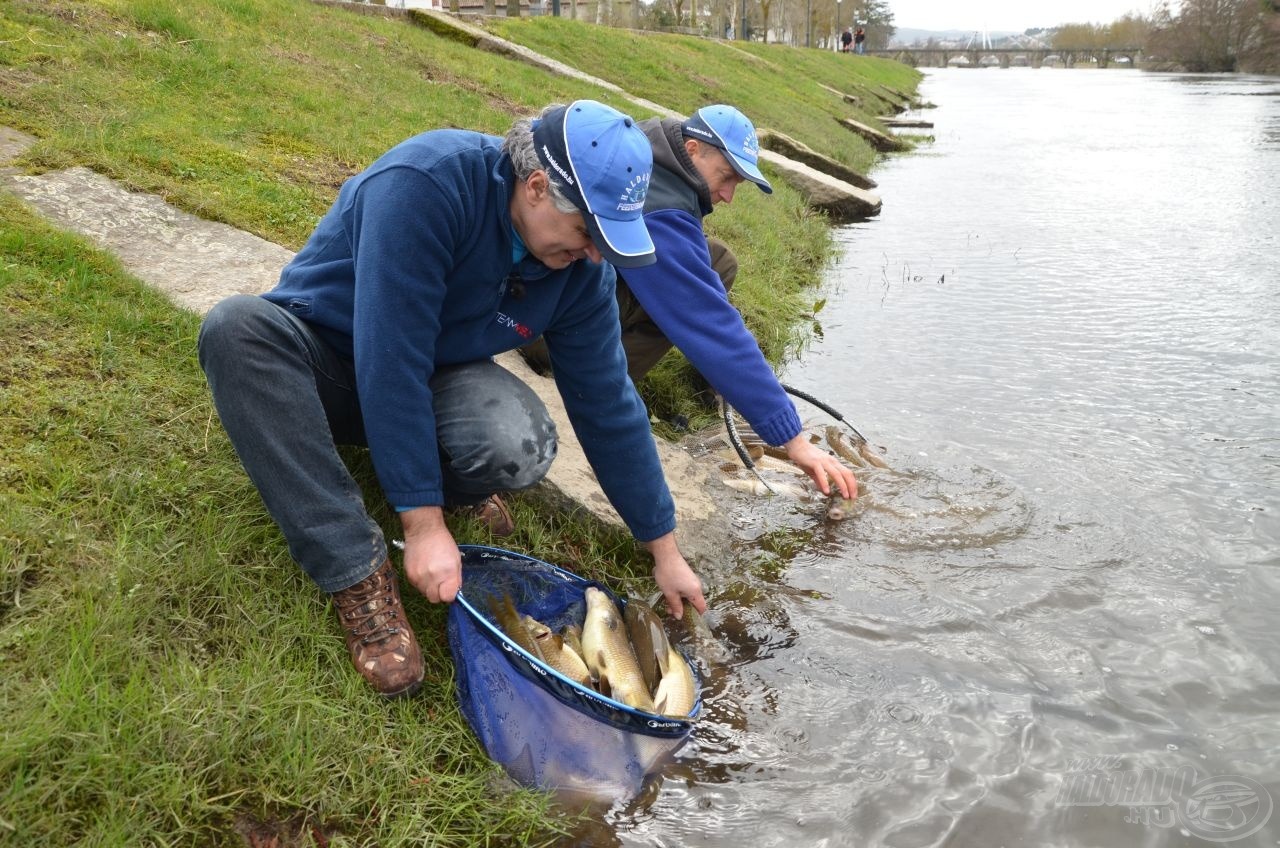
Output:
(641, 117), (714, 217)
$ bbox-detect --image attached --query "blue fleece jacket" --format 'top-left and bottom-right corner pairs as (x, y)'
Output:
(620, 118), (803, 447)
(263, 129), (675, 542)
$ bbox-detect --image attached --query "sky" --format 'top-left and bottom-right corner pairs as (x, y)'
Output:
(886, 0), (1163, 31)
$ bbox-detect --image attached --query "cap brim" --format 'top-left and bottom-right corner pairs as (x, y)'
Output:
(587, 214), (656, 268)
(726, 151), (773, 194)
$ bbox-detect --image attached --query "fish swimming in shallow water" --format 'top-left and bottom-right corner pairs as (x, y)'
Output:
(826, 497), (855, 521)
(858, 440), (890, 469)
(826, 425), (867, 467)
(682, 603), (731, 666)
(721, 476), (813, 500)
(581, 587), (654, 712)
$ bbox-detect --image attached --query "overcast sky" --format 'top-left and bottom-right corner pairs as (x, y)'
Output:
(886, 0), (1165, 31)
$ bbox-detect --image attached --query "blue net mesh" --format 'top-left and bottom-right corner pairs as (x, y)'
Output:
(447, 545), (700, 800)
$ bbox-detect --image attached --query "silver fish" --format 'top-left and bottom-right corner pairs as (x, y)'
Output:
(582, 587), (654, 712)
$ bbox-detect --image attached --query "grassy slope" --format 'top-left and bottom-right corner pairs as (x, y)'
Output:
(485, 15), (922, 175)
(0, 1), (919, 843)
(0, 194), (591, 844)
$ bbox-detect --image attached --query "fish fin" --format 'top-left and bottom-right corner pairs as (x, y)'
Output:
(596, 668), (612, 699)
(652, 624), (671, 677)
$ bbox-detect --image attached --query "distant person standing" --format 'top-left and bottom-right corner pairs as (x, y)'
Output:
(840, 27), (853, 52)
(854, 26), (866, 54)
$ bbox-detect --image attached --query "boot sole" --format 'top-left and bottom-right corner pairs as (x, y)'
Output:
(380, 676), (424, 700)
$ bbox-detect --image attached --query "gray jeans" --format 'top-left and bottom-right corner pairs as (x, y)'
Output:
(197, 294), (556, 592)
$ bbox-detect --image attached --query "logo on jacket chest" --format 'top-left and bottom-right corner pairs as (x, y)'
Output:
(495, 311), (533, 340)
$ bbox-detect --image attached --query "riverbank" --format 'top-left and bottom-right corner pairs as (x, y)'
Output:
(0, 1), (919, 843)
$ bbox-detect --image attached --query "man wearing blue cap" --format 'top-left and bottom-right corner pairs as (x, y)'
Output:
(524, 104), (858, 502)
(198, 100), (706, 700)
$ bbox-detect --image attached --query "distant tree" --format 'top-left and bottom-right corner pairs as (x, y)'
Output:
(758, 0), (775, 41)
(719, 0), (742, 37)
(1106, 13), (1151, 47)
(855, 0), (895, 49)
(641, 0), (678, 28)
(1241, 0), (1280, 71)
(507, 0), (520, 17)
(726, 0), (758, 39)
(1147, 0), (1268, 70)
(1052, 22), (1105, 51)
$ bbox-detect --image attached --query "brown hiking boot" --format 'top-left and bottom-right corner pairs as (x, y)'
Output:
(463, 493), (515, 537)
(332, 559), (424, 699)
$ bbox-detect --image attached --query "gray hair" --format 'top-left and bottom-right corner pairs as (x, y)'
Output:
(503, 103), (580, 215)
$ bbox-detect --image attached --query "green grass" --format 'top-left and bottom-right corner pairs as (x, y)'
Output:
(0, 192), (667, 843)
(0, 194), (573, 844)
(0, 1), (919, 842)
(484, 15), (923, 174)
(0, 0), (636, 247)
(1, 0), (919, 424)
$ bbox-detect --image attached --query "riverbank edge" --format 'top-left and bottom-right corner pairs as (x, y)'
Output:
(0, 8), (919, 562)
(0, 5), (920, 842)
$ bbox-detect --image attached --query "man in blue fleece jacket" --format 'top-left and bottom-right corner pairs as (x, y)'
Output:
(524, 105), (858, 502)
(198, 101), (706, 700)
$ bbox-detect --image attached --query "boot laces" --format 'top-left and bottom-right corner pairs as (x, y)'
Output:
(338, 569), (403, 646)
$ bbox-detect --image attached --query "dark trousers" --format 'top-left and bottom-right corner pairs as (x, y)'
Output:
(198, 295), (556, 592)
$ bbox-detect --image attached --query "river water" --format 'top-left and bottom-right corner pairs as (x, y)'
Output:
(586, 69), (1280, 847)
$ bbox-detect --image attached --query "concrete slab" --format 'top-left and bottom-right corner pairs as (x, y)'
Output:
(2, 165), (293, 314)
(0, 126), (36, 171)
(759, 149), (882, 221)
(840, 116), (909, 153)
(759, 128), (878, 190)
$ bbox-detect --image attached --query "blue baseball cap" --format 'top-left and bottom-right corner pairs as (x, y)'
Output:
(680, 105), (773, 194)
(532, 101), (655, 268)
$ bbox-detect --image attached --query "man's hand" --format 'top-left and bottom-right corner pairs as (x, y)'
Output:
(644, 532), (706, 619)
(400, 506), (463, 603)
(783, 433), (858, 500)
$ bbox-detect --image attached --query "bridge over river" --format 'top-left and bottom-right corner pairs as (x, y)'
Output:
(870, 46), (1144, 69)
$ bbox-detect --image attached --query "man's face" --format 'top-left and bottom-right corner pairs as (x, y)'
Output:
(688, 141), (746, 206)
(514, 171), (603, 269)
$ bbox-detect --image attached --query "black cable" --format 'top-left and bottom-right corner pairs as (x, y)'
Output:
(721, 397), (754, 470)
(721, 397), (775, 493)
(780, 383), (868, 444)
